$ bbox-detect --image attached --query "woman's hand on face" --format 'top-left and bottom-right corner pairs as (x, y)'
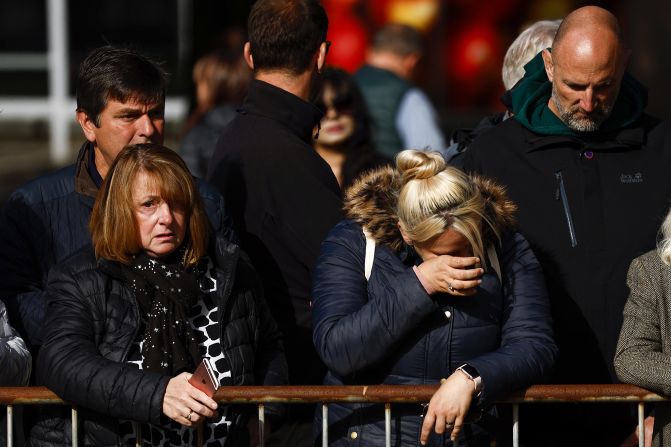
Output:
(420, 372), (476, 445)
(415, 255), (483, 296)
(162, 372), (218, 426)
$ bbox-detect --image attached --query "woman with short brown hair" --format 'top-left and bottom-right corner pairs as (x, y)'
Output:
(90, 142), (209, 266)
(36, 143), (286, 446)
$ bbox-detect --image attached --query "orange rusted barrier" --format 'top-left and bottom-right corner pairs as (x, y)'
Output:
(0, 384), (666, 405)
(0, 385), (666, 447)
(0, 387), (63, 405)
(206, 384), (667, 404)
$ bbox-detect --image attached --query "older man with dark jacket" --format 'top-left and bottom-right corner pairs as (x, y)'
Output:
(459, 6), (671, 445)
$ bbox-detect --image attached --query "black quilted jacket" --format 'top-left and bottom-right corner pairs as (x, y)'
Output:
(31, 236), (287, 446)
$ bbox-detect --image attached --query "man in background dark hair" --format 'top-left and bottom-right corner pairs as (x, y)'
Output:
(0, 46), (233, 356)
(207, 1), (341, 445)
(246, 0), (328, 75)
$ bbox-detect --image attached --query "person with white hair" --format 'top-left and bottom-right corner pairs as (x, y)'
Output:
(447, 19), (561, 160)
(501, 19), (561, 91)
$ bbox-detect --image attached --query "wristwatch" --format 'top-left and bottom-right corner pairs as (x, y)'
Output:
(456, 363), (483, 395)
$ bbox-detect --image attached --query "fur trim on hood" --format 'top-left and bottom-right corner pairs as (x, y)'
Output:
(343, 166), (517, 252)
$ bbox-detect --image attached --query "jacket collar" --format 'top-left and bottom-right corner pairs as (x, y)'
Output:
(523, 122), (648, 153)
(74, 142), (99, 204)
(241, 79), (323, 144)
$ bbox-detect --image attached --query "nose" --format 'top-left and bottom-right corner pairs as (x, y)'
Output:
(157, 202), (173, 225)
(136, 113), (158, 140)
(325, 105), (339, 119)
(580, 89), (595, 113)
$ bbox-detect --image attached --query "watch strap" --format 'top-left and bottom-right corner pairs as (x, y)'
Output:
(456, 363), (482, 395)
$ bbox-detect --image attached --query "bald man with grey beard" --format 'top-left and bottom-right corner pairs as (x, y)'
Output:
(458, 6), (671, 445)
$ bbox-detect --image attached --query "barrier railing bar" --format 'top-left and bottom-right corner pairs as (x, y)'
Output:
(71, 407), (78, 447)
(206, 385), (668, 404)
(385, 402), (391, 447)
(638, 402), (644, 447)
(0, 384), (666, 405)
(132, 421), (142, 447)
(258, 403), (265, 447)
(7, 405), (13, 447)
(512, 403), (519, 447)
(0, 384), (664, 447)
(0, 387), (65, 405)
(0, 385), (665, 447)
(322, 404), (328, 446)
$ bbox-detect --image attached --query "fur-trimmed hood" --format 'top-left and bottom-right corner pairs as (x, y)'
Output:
(343, 166), (517, 252)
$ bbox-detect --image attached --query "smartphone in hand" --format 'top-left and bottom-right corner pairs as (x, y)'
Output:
(189, 358), (218, 397)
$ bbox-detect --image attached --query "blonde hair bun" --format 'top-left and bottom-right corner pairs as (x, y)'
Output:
(396, 150), (446, 184)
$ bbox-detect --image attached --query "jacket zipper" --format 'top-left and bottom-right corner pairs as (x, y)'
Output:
(555, 171), (578, 248)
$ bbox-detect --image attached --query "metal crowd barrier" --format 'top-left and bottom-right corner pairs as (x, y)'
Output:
(0, 384), (666, 447)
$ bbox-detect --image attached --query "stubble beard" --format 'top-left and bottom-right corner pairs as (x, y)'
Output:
(551, 85), (612, 133)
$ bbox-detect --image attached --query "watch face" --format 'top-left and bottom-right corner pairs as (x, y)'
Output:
(459, 364), (480, 379)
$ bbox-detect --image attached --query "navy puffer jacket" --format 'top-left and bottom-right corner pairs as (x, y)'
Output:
(311, 167), (557, 446)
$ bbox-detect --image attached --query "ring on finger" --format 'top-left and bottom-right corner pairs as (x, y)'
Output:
(448, 282), (456, 292)
(186, 409), (194, 422)
(446, 421), (455, 430)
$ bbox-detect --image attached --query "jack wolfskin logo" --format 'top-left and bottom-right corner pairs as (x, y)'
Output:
(620, 172), (643, 184)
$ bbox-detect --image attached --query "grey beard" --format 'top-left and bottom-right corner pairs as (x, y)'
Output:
(552, 88), (611, 133)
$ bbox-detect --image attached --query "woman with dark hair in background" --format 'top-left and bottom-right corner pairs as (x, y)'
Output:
(313, 67), (389, 190)
(35, 144), (286, 446)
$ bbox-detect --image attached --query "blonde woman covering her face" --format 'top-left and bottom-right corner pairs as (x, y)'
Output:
(311, 150), (556, 446)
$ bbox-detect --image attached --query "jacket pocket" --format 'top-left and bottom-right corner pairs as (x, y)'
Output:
(555, 171), (578, 248)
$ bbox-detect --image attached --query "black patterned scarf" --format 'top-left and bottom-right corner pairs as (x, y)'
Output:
(121, 250), (204, 375)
